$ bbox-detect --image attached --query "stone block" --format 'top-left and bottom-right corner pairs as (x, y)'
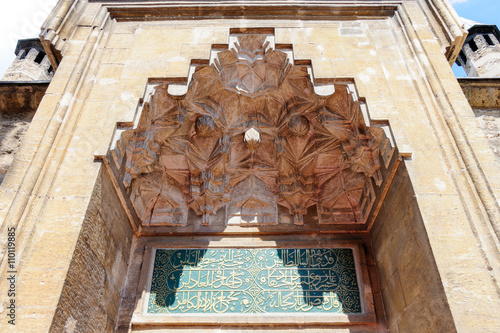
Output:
(144, 28), (195, 45)
(32, 93), (62, 120)
(321, 44), (346, 60)
(380, 270), (406, 328)
(113, 22), (140, 34)
(5, 307), (56, 332)
(17, 268), (66, 308)
(397, 251), (435, 306)
(368, 29), (397, 47)
(289, 28), (313, 46)
(76, 99), (115, 127)
(311, 59), (335, 78)
(122, 60), (169, 78)
(166, 60), (190, 76)
(44, 57), (80, 95)
(107, 33), (136, 50)
(48, 164), (100, 200)
(275, 28), (291, 43)
(101, 277), (122, 323)
(105, 48), (131, 65)
(77, 3), (102, 27)
(86, 83), (119, 102)
(385, 221), (422, 272)
(0, 152), (35, 189)
(180, 44), (211, 59)
(63, 40), (87, 58)
(96, 63), (124, 82)
(309, 27), (340, 45)
(23, 229), (81, 271)
(71, 26), (94, 42)
(396, 283), (455, 333)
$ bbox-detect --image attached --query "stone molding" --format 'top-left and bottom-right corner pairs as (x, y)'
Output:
(92, 1), (399, 21)
(394, 5), (500, 330)
(40, 0), (108, 70)
(0, 9), (112, 331)
(423, 0), (467, 63)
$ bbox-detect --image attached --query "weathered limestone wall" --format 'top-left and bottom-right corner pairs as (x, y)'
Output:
(371, 163), (456, 332)
(459, 79), (500, 108)
(1, 1), (499, 332)
(49, 168), (134, 332)
(0, 82), (48, 183)
(459, 78), (500, 160)
(473, 110), (500, 159)
(0, 111), (34, 184)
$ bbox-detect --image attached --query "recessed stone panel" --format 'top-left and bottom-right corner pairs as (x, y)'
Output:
(147, 248), (362, 315)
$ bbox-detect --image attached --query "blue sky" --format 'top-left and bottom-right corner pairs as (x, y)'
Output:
(0, 0), (498, 77)
(0, 1), (58, 78)
(451, 0), (500, 76)
(451, 0), (500, 26)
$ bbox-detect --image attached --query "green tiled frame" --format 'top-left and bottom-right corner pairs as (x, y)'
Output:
(148, 248), (362, 314)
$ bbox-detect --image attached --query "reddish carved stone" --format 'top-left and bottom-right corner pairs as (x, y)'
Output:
(112, 32), (392, 227)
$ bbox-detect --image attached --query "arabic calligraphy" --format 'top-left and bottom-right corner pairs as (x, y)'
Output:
(148, 248), (361, 314)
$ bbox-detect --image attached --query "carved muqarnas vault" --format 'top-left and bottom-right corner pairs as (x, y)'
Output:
(109, 29), (397, 231)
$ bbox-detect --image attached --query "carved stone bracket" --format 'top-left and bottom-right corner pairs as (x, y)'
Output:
(109, 29), (396, 230)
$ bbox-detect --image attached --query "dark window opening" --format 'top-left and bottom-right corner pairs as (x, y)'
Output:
(34, 51), (46, 64)
(468, 39), (478, 52)
(48, 66), (54, 74)
(19, 50), (27, 60)
(459, 52), (467, 65)
(484, 34), (495, 46)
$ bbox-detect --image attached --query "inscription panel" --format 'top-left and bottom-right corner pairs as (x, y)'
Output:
(148, 248), (362, 314)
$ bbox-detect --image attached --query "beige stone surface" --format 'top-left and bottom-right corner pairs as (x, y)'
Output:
(0, 112), (34, 184)
(0, 83), (49, 184)
(458, 78), (500, 163)
(1, 0), (499, 332)
(49, 168), (134, 332)
(371, 163), (458, 332)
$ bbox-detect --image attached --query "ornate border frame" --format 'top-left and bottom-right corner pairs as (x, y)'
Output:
(131, 237), (376, 327)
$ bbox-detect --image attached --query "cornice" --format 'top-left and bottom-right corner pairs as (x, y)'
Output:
(89, 1), (402, 21)
(40, 1), (466, 65)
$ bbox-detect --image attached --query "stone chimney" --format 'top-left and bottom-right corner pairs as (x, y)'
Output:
(1, 38), (54, 81)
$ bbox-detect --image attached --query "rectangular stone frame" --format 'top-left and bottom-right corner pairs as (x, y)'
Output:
(131, 238), (376, 328)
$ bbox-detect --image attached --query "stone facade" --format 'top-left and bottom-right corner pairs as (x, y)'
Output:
(459, 78), (500, 161)
(0, 39), (52, 183)
(0, 0), (499, 332)
(456, 22), (500, 164)
(0, 82), (49, 184)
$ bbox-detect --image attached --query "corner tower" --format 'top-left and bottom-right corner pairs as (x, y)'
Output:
(1, 39), (54, 81)
(456, 20), (500, 77)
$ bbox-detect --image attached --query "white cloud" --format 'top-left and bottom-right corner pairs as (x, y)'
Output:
(0, 0), (58, 77)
